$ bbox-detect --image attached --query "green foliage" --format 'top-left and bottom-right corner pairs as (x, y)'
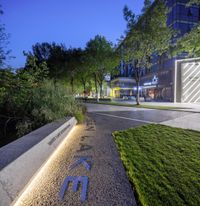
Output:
(31, 42), (67, 81)
(123, 5), (136, 32)
(30, 43), (94, 94)
(0, 4), (10, 68)
(174, 0), (200, 57)
(123, 0), (172, 68)
(175, 25), (200, 57)
(141, 0), (152, 13)
(16, 81), (85, 136)
(122, 0), (173, 104)
(114, 124), (200, 206)
(0, 57), (85, 144)
(75, 51), (93, 93)
(188, 0), (200, 5)
(86, 35), (120, 97)
(66, 48), (84, 92)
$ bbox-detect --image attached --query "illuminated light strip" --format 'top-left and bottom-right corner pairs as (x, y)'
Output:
(183, 69), (200, 94)
(194, 95), (200, 103)
(184, 86), (200, 102)
(183, 64), (200, 82)
(12, 126), (78, 206)
(174, 60), (177, 103)
(187, 89), (200, 103)
(183, 65), (200, 88)
(183, 63), (192, 76)
(183, 64), (200, 84)
(182, 63), (197, 82)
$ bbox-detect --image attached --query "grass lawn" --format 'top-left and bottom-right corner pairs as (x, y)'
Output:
(113, 124), (200, 206)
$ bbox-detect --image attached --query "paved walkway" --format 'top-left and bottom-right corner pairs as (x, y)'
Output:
(12, 104), (200, 206)
(161, 113), (200, 131)
(113, 100), (200, 113)
(14, 116), (137, 206)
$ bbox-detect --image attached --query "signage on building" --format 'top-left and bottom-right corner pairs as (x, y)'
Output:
(143, 75), (158, 86)
(104, 74), (111, 81)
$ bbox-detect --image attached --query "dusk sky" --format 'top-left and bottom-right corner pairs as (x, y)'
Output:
(2, 0), (144, 68)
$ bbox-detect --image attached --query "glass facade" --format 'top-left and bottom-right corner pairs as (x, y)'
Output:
(111, 0), (200, 101)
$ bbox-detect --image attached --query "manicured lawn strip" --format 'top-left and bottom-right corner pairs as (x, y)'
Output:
(90, 101), (190, 111)
(113, 124), (200, 206)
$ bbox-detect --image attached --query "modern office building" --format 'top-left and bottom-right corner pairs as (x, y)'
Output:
(174, 58), (200, 103)
(111, 0), (200, 102)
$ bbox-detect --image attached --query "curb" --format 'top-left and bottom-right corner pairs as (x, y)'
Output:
(86, 102), (200, 113)
(0, 117), (77, 206)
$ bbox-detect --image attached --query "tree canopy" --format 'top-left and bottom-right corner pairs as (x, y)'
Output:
(175, 25), (200, 57)
(188, 0), (200, 5)
(0, 5), (10, 68)
(86, 35), (119, 98)
(121, 0), (173, 104)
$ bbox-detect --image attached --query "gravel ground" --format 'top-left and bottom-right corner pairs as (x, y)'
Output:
(14, 116), (137, 206)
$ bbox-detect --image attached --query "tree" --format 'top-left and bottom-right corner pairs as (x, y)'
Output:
(174, 0), (200, 56)
(122, 0), (173, 105)
(65, 48), (84, 93)
(175, 25), (200, 57)
(86, 35), (119, 99)
(30, 43), (87, 92)
(0, 5), (10, 68)
(23, 52), (49, 83)
(31, 42), (67, 83)
(123, 5), (136, 33)
(142, 0), (152, 13)
(75, 51), (93, 95)
(188, 0), (200, 5)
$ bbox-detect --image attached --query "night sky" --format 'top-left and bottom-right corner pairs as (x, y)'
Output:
(2, 0), (144, 68)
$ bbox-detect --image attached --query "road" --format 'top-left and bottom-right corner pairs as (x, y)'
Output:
(13, 104), (191, 206)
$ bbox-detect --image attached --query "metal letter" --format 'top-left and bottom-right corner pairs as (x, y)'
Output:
(69, 156), (92, 171)
(59, 176), (89, 202)
(77, 143), (92, 152)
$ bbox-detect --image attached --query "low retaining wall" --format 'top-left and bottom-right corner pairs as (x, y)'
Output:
(0, 117), (77, 206)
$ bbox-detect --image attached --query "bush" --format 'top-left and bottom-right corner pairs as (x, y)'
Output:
(16, 81), (85, 136)
(0, 68), (85, 144)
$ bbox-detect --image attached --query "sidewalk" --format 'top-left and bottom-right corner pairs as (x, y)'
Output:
(113, 100), (200, 113)
(14, 117), (137, 206)
(161, 113), (200, 132)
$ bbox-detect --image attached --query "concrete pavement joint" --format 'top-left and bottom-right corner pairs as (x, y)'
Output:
(160, 112), (194, 123)
(95, 112), (156, 124)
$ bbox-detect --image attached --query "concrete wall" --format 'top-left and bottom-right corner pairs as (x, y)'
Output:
(0, 117), (77, 206)
(174, 58), (200, 103)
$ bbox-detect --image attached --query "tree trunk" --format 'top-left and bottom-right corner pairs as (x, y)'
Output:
(82, 78), (86, 97)
(134, 61), (140, 105)
(94, 74), (99, 102)
(136, 80), (140, 105)
(71, 77), (74, 93)
(99, 82), (103, 98)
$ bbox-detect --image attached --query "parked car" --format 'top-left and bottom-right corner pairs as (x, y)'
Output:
(122, 96), (129, 100)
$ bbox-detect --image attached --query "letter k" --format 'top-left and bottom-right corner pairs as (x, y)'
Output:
(69, 156), (92, 171)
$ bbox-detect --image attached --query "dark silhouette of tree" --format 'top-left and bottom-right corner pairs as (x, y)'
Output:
(0, 5), (11, 68)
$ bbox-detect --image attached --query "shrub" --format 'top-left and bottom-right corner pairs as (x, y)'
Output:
(16, 80), (85, 136)
(0, 68), (85, 144)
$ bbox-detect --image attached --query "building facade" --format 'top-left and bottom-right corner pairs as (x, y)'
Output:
(111, 0), (200, 102)
(174, 58), (200, 103)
